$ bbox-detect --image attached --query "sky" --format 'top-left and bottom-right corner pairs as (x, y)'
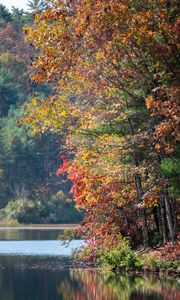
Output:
(0, 0), (29, 11)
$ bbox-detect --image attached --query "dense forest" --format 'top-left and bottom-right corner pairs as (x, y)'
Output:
(0, 2), (82, 224)
(0, 0), (179, 264)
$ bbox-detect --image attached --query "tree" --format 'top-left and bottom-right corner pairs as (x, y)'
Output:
(0, 5), (12, 23)
(0, 67), (20, 116)
(22, 0), (179, 251)
(27, 0), (47, 12)
(0, 5), (82, 224)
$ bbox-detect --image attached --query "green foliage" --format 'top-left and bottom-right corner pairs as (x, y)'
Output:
(161, 146), (180, 195)
(161, 158), (180, 177)
(0, 5), (12, 23)
(0, 67), (21, 116)
(27, 0), (46, 12)
(0, 191), (83, 224)
(99, 236), (142, 271)
(0, 107), (42, 203)
(11, 8), (30, 26)
(0, 106), (82, 222)
(157, 260), (180, 272)
(151, 230), (163, 247)
(142, 256), (180, 273)
(79, 123), (129, 137)
(0, 199), (30, 221)
(0, 1), (83, 225)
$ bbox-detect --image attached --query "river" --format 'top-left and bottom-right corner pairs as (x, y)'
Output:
(0, 228), (179, 300)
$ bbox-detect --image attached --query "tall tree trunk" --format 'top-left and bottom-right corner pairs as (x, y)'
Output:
(127, 117), (149, 249)
(153, 206), (160, 233)
(160, 196), (168, 243)
(171, 200), (177, 240)
(135, 174), (149, 249)
(163, 186), (175, 243)
(157, 153), (171, 244)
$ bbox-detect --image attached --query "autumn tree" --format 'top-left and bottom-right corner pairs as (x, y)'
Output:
(23, 0), (179, 250)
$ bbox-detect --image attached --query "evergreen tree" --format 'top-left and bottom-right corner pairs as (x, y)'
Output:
(0, 67), (20, 116)
(0, 5), (12, 23)
(27, 0), (46, 12)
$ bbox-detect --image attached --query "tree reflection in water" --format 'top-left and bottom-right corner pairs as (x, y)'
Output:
(58, 270), (180, 300)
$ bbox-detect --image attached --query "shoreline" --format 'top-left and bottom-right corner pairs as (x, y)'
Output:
(0, 224), (80, 230)
(71, 261), (180, 277)
(0, 225), (178, 276)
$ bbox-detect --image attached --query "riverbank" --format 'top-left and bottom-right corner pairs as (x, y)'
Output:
(0, 223), (179, 275)
(73, 257), (180, 276)
(0, 220), (80, 229)
(138, 241), (180, 275)
(73, 239), (180, 275)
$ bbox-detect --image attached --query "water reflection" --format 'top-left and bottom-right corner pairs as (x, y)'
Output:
(59, 270), (180, 300)
(0, 256), (70, 300)
(0, 229), (63, 240)
(0, 228), (179, 300)
(0, 256), (179, 300)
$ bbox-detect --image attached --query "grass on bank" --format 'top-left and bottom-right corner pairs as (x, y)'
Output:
(75, 234), (180, 274)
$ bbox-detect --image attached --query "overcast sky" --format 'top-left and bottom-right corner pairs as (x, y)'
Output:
(0, 0), (28, 11)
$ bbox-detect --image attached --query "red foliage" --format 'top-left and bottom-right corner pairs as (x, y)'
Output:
(57, 153), (139, 259)
(56, 153), (70, 176)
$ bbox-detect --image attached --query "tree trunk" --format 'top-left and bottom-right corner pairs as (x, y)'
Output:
(157, 204), (163, 233)
(127, 116), (149, 249)
(135, 174), (149, 249)
(160, 196), (168, 243)
(171, 200), (177, 240)
(140, 208), (149, 249)
(157, 153), (170, 244)
(164, 186), (175, 243)
(153, 206), (160, 233)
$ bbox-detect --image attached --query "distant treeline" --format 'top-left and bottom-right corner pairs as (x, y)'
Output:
(0, 3), (83, 224)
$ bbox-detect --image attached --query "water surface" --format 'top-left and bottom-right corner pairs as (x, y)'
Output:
(0, 228), (179, 300)
(0, 228), (65, 240)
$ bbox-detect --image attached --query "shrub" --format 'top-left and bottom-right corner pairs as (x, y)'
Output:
(99, 236), (142, 271)
(142, 255), (180, 273)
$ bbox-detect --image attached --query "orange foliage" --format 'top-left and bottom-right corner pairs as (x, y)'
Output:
(22, 0), (179, 251)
